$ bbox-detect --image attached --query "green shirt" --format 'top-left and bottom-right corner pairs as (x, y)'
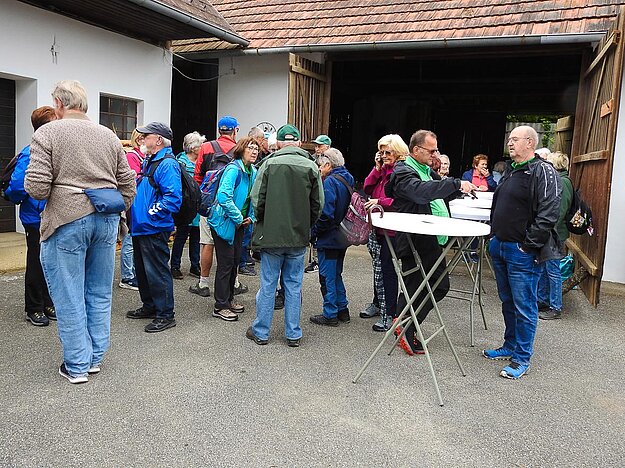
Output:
(511, 157), (535, 169)
(240, 163), (252, 218)
(404, 157), (449, 245)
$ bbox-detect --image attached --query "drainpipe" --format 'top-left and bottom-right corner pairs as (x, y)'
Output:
(127, 0), (249, 47)
(198, 33), (605, 57)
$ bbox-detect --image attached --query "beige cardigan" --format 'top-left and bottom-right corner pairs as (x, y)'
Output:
(25, 113), (136, 240)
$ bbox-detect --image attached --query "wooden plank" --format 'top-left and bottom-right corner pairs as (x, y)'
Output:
(583, 57), (607, 154)
(571, 149), (609, 164)
(556, 115), (574, 131)
(290, 64), (326, 82)
(288, 54), (296, 124)
(600, 98), (614, 117)
(321, 61), (332, 134)
(566, 239), (600, 276)
(584, 30), (619, 78)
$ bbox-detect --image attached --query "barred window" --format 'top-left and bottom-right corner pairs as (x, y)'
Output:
(100, 95), (137, 140)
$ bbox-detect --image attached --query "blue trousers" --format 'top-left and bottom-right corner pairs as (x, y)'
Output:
(318, 248), (348, 319)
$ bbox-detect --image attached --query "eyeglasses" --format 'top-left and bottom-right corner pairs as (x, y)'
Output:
(507, 137), (530, 143)
(378, 150), (393, 156)
(416, 145), (440, 155)
(247, 145), (259, 152)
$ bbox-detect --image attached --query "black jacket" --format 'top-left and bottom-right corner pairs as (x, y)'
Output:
(493, 157), (562, 263)
(384, 161), (462, 258)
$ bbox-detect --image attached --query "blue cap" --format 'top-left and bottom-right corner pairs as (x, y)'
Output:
(136, 122), (173, 141)
(218, 116), (238, 131)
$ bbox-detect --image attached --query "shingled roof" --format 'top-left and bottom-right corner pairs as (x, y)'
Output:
(173, 0), (625, 53)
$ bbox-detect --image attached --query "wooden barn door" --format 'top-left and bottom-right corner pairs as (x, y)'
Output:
(288, 54), (331, 150)
(569, 10), (625, 306)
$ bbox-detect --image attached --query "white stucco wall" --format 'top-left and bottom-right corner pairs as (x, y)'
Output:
(0, 1), (173, 232)
(217, 54), (289, 136)
(603, 72), (625, 284)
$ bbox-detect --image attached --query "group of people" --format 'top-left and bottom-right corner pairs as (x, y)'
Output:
(7, 79), (569, 385)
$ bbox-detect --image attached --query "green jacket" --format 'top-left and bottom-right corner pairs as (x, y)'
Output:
(557, 170), (574, 243)
(251, 146), (324, 249)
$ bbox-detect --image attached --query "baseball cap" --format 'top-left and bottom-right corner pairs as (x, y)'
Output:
(136, 122), (173, 141)
(313, 134), (331, 146)
(218, 116), (238, 131)
(276, 124), (301, 142)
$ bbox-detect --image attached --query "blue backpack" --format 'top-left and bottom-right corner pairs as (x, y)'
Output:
(198, 162), (242, 217)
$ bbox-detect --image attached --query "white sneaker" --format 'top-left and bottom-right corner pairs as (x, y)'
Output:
(59, 364), (88, 384)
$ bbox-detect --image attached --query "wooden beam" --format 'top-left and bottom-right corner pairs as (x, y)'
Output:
(290, 64), (327, 82)
(584, 30), (619, 78)
(571, 150), (609, 164)
(566, 239), (600, 276)
(321, 60), (332, 134)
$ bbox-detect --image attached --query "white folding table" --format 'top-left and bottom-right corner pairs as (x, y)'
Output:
(353, 212), (490, 406)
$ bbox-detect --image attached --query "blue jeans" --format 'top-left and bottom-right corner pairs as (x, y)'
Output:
(318, 248), (348, 319)
(170, 224), (200, 270)
(40, 213), (119, 377)
(252, 247), (306, 341)
(489, 236), (541, 366)
(537, 258), (562, 311)
(120, 233), (135, 281)
(133, 232), (175, 320)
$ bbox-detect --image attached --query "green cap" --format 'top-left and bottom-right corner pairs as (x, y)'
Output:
(276, 124), (301, 142)
(313, 135), (331, 146)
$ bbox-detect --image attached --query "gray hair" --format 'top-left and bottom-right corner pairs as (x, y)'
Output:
(183, 131), (206, 153)
(317, 147), (345, 168)
(277, 140), (300, 149)
(439, 154), (450, 164)
(161, 137), (172, 148)
(248, 127), (264, 139)
(52, 80), (88, 112)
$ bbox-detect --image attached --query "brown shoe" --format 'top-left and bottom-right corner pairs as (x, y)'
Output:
(212, 308), (238, 322)
(229, 301), (245, 313)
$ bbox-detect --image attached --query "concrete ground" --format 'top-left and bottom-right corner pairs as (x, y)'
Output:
(0, 246), (624, 467)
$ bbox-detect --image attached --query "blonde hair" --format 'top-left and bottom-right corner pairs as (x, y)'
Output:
(130, 129), (143, 149)
(52, 80), (88, 112)
(546, 151), (569, 171)
(377, 134), (409, 161)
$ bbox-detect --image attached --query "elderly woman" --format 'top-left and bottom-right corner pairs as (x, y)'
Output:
(461, 154), (497, 191)
(362, 134), (409, 332)
(310, 148), (355, 327)
(170, 131), (206, 280)
(437, 154), (450, 178)
(538, 152), (573, 320)
(208, 136), (258, 322)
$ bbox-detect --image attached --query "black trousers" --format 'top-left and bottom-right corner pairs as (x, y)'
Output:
(396, 246), (450, 338)
(211, 227), (244, 310)
(24, 225), (53, 314)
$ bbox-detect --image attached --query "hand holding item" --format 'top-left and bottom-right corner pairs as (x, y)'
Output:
(240, 217), (252, 227)
(364, 198), (379, 210)
(477, 185), (488, 191)
(374, 152), (383, 170)
(459, 180), (478, 193)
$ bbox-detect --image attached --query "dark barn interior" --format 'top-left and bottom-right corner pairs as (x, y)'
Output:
(328, 46), (584, 182)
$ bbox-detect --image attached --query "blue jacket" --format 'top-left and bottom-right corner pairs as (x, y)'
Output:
(208, 159), (256, 245)
(312, 166), (354, 249)
(5, 145), (46, 227)
(131, 147), (182, 236)
(461, 169), (497, 192)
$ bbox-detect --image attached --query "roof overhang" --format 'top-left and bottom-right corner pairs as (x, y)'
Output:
(18, 0), (248, 47)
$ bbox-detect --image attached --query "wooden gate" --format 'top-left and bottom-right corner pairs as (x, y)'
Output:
(569, 9), (625, 306)
(288, 54), (331, 148)
(0, 78), (16, 233)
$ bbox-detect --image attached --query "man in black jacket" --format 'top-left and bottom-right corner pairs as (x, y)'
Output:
(483, 125), (561, 380)
(385, 129), (475, 355)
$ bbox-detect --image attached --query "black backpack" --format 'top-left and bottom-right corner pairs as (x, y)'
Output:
(0, 154), (19, 201)
(200, 140), (235, 175)
(145, 155), (201, 227)
(565, 187), (593, 236)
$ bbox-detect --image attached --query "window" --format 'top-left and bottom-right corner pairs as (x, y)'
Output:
(100, 95), (138, 140)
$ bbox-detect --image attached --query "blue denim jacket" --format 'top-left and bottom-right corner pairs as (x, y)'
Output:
(4, 145), (47, 227)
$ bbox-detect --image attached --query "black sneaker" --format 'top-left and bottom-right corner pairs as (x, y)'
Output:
(27, 310), (49, 327)
(310, 314), (339, 327)
(337, 308), (350, 323)
(537, 301), (550, 312)
(304, 261), (318, 273)
(286, 337), (301, 348)
(58, 363), (88, 384)
(246, 327), (268, 345)
(126, 307), (156, 319)
(539, 309), (562, 320)
(189, 282), (211, 297)
(274, 293), (285, 310)
(44, 306), (57, 321)
(189, 266), (201, 278)
(238, 265), (257, 276)
(144, 318), (176, 333)
(171, 268), (183, 280)
(234, 283), (248, 295)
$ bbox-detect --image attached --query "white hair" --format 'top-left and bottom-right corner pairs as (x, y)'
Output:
(183, 131), (206, 153)
(161, 137), (172, 148)
(52, 80), (88, 112)
(317, 147), (345, 168)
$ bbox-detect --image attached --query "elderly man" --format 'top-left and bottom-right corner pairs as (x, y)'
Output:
(310, 148), (354, 326)
(385, 130), (476, 355)
(246, 124), (324, 347)
(126, 122), (182, 334)
(25, 80), (136, 384)
(484, 125), (561, 379)
(313, 134), (332, 157)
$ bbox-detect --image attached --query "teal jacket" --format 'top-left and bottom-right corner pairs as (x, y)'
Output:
(208, 159), (256, 244)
